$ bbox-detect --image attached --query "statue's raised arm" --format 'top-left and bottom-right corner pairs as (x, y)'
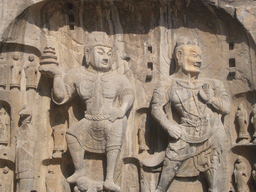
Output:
(39, 47), (76, 104)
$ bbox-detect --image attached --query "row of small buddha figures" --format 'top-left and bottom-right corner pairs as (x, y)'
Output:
(236, 103), (256, 144)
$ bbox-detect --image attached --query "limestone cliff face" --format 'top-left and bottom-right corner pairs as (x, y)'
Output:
(0, 1), (256, 192)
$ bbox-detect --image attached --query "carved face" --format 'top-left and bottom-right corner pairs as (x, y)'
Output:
(90, 46), (112, 72)
(178, 45), (202, 75)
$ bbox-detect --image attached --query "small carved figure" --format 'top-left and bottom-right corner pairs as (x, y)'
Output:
(51, 108), (67, 158)
(138, 113), (149, 153)
(10, 53), (21, 90)
(251, 104), (256, 143)
(16, 106), (37, 192)
(234, 156), (249, 192)
(0, 103), (10, 144)
(24, 55), (38, 90)
(151, 37), (230, 192)
(236, 104), (250, 144)
(39, 32), (135, 192)
(0, 53), (7, 90)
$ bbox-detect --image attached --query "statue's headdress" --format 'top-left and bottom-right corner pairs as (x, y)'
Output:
(175, 37), (199, 48)
(87, 32), (113, 48)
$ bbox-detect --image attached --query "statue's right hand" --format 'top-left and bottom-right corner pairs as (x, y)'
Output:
(39, 64), (62, 78)
(167, 125), (182, 140)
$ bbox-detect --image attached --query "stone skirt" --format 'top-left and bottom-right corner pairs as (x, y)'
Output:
(67, 117), (126, 153)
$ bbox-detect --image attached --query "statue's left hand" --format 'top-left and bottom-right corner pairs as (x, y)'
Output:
(199, 83), (214, 103)
(109, 108), (125, 122)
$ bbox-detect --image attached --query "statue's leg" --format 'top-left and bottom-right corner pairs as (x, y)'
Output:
(66, 134), (85, 183)
(19, 178), (34, 192)
(104, 149), (121, 192)
(104, 119), (123, 192)
(155, 158), (181, 192)
(205, 150), (219, 192)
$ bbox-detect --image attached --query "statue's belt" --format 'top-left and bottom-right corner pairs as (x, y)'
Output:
(84, 113), (109, 121)
(179, 117), (214, 144)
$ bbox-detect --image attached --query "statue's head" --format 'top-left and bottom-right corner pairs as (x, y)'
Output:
(85, 32), (113, 72)
(174, 37), (202, 76)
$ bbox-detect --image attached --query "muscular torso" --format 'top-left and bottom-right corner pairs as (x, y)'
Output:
(169, 79), (212, 121)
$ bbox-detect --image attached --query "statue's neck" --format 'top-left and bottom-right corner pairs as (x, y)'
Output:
(87, 66), (111, 74)
(174, 69), (199, 83)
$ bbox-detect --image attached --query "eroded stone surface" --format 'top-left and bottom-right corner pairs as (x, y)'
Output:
(1, 0), (256, 192)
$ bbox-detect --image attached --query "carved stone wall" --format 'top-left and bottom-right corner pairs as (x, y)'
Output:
(1, 0), (256, 192)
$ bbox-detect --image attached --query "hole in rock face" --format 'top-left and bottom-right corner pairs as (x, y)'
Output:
(148, 46), (152, 53)
(147, 62), (153, 70)
(229, 42), (234, 50)
(229, 58), (236, 68)
(69, 24), (74, 30)
(69, 14), (75, 22)
(67, 3), (73, 10)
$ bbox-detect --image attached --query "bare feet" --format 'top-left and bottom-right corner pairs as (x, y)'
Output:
(67, 169), (85, 183)
(104, 180), (120, 192)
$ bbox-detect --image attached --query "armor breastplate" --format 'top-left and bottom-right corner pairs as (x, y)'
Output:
(77, 74), (119, 116)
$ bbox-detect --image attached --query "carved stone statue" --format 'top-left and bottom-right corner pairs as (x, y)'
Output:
(10, 53), (21, 90)
(16, 106), (37, 192)
(251, 104), (256, 143)
(51, 108), (68, 159)
(151, 37), (231, 192)
(24, 55), (38, 91)
(0, 102), (10, 145)
(236, 104), (250, 144)
(234, 156), (249, 192)
(39, 32), (135, 192)
(0, 53), (7, 90)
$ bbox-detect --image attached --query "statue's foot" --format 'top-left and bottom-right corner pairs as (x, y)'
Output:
(238, 138), (250, 144)
(104, 180), (120, 192)
(208, 188), (218, 192)
(155, 187), (163, 192)
(67, 170), (85, 183)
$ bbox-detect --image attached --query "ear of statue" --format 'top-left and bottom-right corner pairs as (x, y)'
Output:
(176, 50), (183, 67)
(84, 47), (91, 65)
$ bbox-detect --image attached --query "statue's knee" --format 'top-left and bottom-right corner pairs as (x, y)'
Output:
(163, 159), (180, 173)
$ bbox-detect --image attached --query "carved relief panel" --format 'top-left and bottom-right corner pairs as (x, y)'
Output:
(0, 0), (256, 192)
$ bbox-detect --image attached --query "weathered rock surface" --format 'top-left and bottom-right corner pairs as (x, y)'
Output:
(1, 0), (256, 191)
